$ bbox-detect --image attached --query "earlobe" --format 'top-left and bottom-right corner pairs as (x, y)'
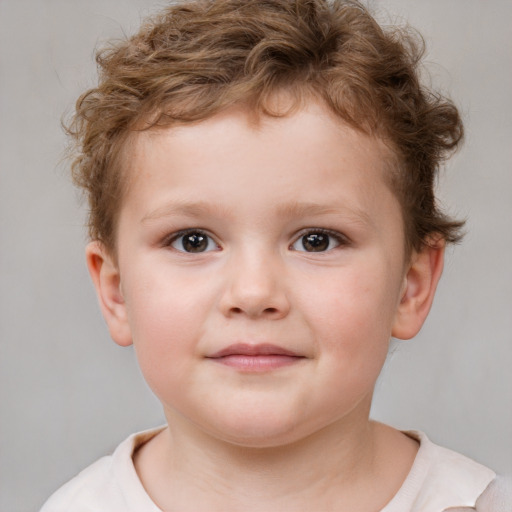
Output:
(86, 241), (133, 347)
(391, 238), (445, 340)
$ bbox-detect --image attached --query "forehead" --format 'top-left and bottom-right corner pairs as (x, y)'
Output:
(128, 102), (393, 178)
(121, 102), (400, 229)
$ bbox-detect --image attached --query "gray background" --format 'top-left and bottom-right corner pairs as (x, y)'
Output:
(1, 1), (511, 511)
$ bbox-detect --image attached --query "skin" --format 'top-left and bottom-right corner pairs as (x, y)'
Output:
(87, 101), (445, 511)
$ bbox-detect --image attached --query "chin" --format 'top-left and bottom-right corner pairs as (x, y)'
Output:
(204, 410), (319, 449)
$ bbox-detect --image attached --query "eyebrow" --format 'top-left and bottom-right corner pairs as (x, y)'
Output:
(274, 201), (371, 225)
(141, 200), (232, 223)
(141, 199), (372, 226)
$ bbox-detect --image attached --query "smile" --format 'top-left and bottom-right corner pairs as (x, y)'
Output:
(206, 343), (305, 372)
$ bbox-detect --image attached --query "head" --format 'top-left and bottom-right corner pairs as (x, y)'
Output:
(68, 0), (464, 259)
(72, 0), (463, 445)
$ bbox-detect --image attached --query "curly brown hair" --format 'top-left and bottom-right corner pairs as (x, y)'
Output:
(67, 0), (464, 254)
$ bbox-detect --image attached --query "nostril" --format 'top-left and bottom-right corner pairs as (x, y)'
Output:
(228, 306), (280, 317)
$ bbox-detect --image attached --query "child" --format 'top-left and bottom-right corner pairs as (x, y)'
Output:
(41, 0), (509, 510)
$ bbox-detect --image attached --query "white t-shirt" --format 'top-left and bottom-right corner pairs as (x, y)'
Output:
(40, 427), (496, 512)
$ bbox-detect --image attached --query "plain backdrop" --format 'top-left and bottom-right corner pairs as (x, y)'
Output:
(1, 1), (511, 511)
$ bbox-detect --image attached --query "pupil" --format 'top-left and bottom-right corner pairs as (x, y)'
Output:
(183, 233), (207, 252)
(303, 233), (328, 252)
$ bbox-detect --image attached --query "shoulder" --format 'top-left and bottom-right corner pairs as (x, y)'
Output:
(475, 474), (512, 512)
(407, 431), (495, 510)
(40, 455), (117, 512)
(383, 431), (496, 512)
(418, 432), (494, 488)
(40, 427), (165, 512)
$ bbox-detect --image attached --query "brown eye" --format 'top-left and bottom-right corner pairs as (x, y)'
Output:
(291, 230), (343, 252)
(302, 233), (329, 252)
(171, 231), (216, 253)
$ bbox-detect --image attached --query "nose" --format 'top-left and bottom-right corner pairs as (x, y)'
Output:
(218, 247), (290, 320)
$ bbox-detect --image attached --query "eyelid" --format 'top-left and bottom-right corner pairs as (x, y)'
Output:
(163, 228), (220, 252)
(290, 228), (351, 251)
(160, 227), (349, 252)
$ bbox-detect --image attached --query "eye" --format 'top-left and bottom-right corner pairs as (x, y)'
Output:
(169, 230), (218, 253)
(291, 230), (345, 253)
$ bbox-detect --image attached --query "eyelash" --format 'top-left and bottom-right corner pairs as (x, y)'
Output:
(162, 228), (350, 254)
(163, 229), (219, 253)
(290, 228), (350, 253)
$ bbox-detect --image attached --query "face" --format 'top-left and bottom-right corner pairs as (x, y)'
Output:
(90, 102), (437, 447)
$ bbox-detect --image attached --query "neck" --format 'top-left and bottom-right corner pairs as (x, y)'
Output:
(171, 408), (374, 490)
(134, 403), (417, 511)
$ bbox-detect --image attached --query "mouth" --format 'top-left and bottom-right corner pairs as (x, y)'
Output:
(206, 343), (305, 372)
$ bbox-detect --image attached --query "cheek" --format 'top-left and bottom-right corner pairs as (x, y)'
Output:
(307, 268), (398, 333)
(124, 261), (212, 339)
(300, 264), (400, 369)
(122, 275), (211, 394)
(307, 281), (393, 412)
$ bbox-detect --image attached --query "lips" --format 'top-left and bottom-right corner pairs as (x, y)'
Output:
(207, 343), (304, 371)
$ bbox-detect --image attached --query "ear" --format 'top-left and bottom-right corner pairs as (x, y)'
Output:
(86, 241), (133, 347)
(391, 238), (445, 340)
